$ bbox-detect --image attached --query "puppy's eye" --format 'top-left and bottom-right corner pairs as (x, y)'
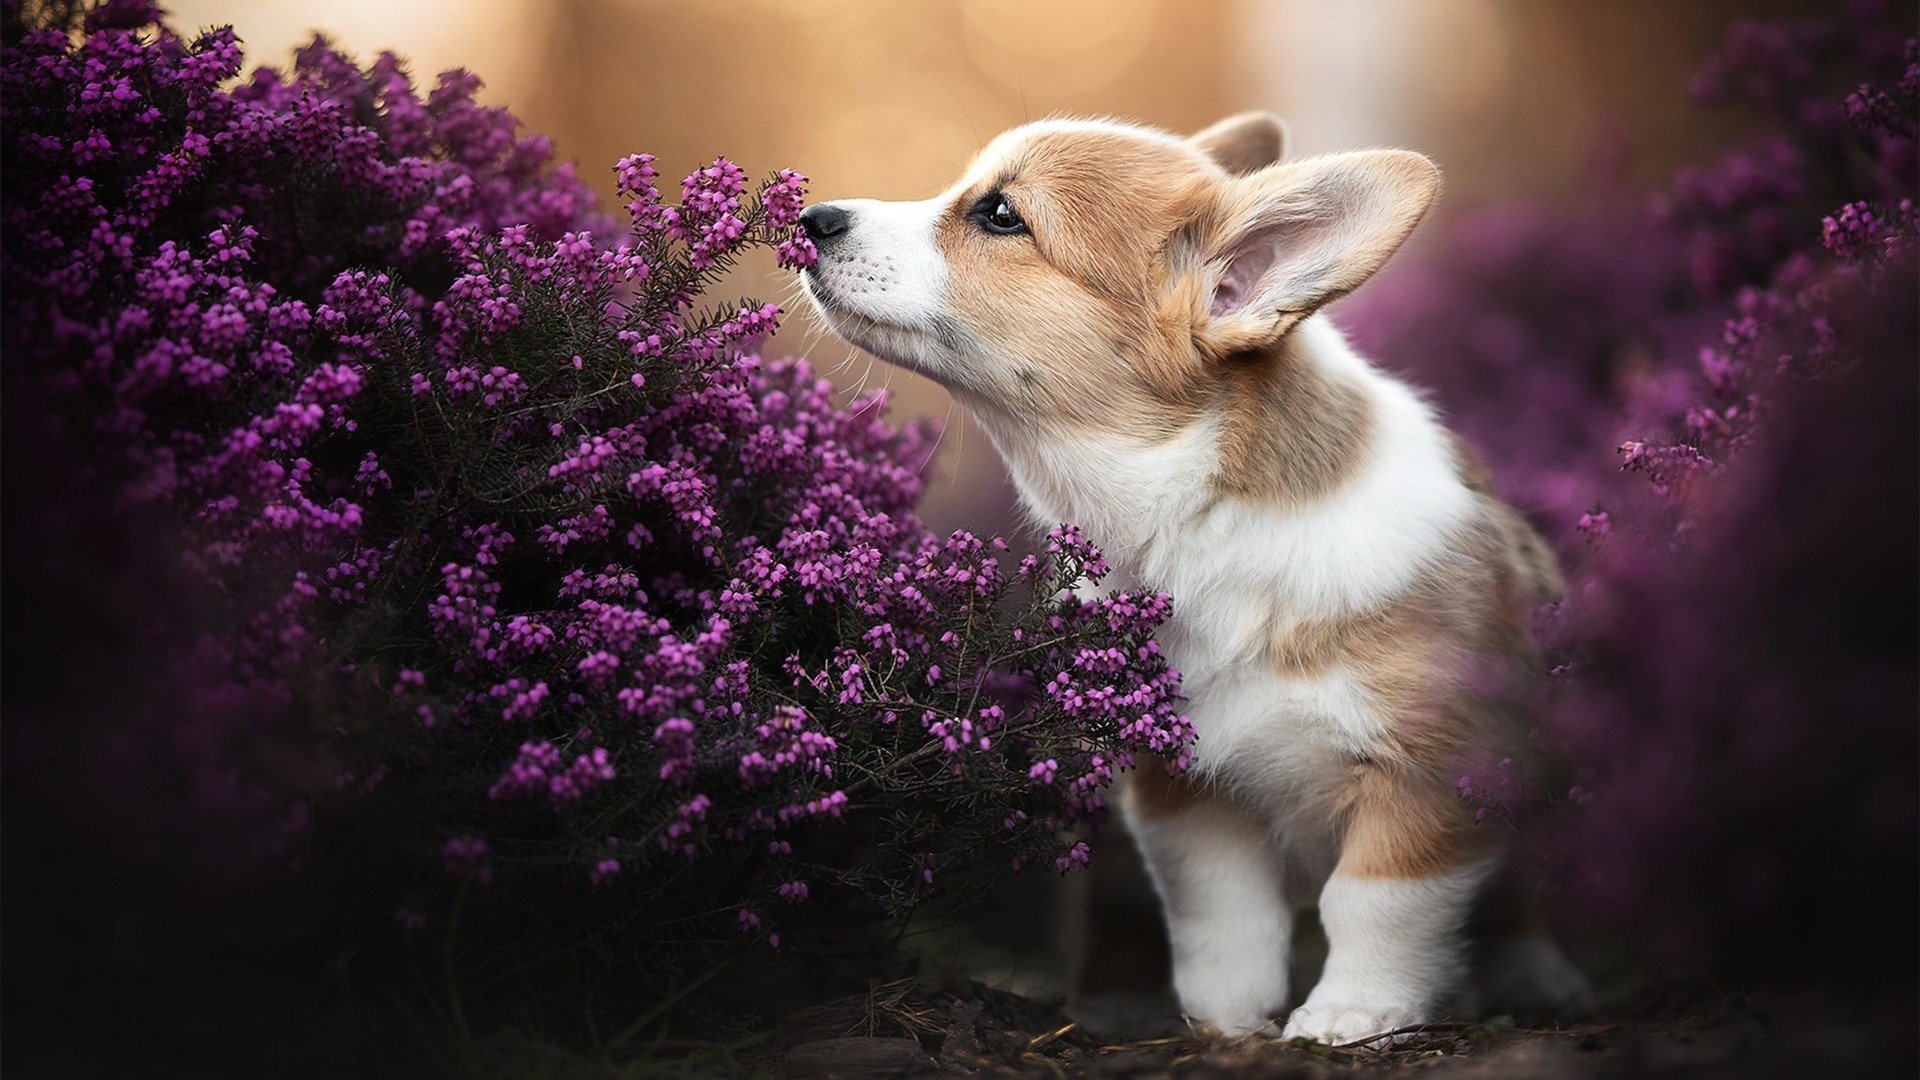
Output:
(974, 193), (1027, 236)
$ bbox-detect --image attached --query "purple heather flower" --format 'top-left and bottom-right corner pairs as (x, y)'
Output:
(1054, 841), (1091, 875)
(443, 836), (492, 884)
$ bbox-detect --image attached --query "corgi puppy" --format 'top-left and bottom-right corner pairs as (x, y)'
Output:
(797, 113), (1590, 1043)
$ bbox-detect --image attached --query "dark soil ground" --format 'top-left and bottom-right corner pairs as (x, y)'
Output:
(742, 979), (1911, 1079)
(12, 836), (1909, 1078)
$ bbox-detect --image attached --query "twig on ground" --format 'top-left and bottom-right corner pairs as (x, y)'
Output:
(1026, 1022), (1079, 1051)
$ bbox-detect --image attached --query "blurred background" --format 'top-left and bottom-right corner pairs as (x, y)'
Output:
(173, 0), (1822, 536)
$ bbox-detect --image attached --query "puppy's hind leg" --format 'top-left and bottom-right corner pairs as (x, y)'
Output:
(1122, 763), (1292, 1038)
(1469, 861), (1595, 1022)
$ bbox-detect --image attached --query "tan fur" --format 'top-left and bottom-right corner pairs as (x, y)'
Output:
(1187, 111), (1289, 176)
(1261, 476), (1562, 879)
(1213, 334), (1376, 506)
(1336, 765), (1501, 879)
(1122, 753), (1212, 822)
(1266, 513), (1542, 705)
(935, 130), (1218, 438)
(1448, 433), (1497, 495)
(1452, 434), (1566, 604)
(1492, 502), (1565, 606)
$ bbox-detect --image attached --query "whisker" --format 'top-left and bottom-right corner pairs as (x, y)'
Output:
(847, 353), (877, 409)
(848, 356), (896, 420)
(947, 396), (966, 492)
(833, 348), (874, 407)
(918, 393), (956, 478)
(844, 347), (865, 385)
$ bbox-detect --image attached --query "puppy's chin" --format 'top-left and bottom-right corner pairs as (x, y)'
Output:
(803, 274), (951, 386)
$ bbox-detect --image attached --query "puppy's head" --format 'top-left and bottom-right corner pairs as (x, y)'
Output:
(799, 113), (1438, 437)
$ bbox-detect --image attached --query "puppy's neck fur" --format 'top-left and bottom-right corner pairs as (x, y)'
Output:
(1205, 319), (1377, 508)
(976, 315), (1465, 622)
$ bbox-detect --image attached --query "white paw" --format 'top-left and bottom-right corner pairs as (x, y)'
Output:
(1172, 962), (1288, 1038)
(1195, 1013), (1282, 1039)
(1282, 1001), (1425, 1046)
(1179, 993), (1285, 1039)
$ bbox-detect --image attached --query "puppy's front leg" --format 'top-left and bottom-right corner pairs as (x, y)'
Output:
(1123, 770), (1290, 1036)
(1284, 773), (1497, 1045)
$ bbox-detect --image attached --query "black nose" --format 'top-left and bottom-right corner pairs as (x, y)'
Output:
(798, 204), (851, 245)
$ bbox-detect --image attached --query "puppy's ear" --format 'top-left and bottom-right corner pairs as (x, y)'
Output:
(1188, 150), (1439, 360)
(1188, 112), (1289, 175)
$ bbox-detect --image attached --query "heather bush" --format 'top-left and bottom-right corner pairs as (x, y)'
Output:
(1349, 5), (1917, 984)
(0, 0), (1192, 985)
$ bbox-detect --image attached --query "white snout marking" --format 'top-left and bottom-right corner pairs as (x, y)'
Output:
(804, 197), (950, 332)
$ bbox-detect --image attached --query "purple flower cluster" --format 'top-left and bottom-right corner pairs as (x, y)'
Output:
(1350, 5), (1916, 984)
(1, 1), (1190, 950)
